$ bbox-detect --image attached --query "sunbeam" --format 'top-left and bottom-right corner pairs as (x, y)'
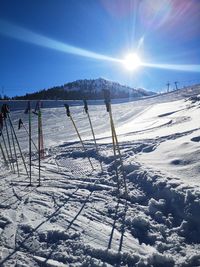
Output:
(0, 19), (121, 63)
(142, 62), (200, 73)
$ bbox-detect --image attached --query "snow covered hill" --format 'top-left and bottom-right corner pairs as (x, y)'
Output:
(63, 78), (155, 98)
(0, 85), (200, 266)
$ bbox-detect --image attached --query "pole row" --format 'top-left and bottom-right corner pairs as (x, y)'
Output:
(0, 102), (44, 187)
(0, 104), (29, 178)
(1, 95), (126, 191)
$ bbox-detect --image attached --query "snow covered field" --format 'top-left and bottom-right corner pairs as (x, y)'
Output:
(0, 86), (200, 266)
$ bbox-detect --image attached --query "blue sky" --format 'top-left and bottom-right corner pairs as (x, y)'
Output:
(0, 0), (200, 97)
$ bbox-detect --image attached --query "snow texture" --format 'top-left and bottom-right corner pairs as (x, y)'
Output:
(0, 85), (200, 266)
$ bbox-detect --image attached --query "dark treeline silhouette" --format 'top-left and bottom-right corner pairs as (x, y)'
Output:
(0, 94), (10, 100)
(10, 78), (156, 100)
(14, 87), (130, 100)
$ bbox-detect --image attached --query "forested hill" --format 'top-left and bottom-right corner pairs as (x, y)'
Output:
(14, 78), (156, 100)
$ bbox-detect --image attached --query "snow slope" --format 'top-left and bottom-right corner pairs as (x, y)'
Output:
(0, 86), (200, 266)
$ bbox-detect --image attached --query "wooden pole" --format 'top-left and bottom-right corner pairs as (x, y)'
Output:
(83, 100), (103, 172)
(0, 141), (8, 166)
(104, 90), (128, 196)
(1, 130), (12, 169)
(64, 104), (94, 171)
(109, 104), (127, 196)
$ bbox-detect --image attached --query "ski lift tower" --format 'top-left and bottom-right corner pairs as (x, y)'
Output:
(1, 86), (4, 98)
(174, 81), (179, 90)
(166, 82), (170, 93)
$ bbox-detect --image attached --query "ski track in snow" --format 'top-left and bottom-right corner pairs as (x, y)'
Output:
(0, 86), (200, 266)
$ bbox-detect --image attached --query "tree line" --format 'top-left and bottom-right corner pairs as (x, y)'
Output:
(12, 86), (130, 100)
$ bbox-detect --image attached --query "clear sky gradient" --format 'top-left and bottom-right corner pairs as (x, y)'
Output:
(0, 0), (200, 97)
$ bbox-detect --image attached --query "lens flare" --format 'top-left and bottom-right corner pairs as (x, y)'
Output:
(0, 20), (199, 74)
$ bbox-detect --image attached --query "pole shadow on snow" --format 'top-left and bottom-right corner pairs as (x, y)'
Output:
(66, 190), (93, 231)
(0, 177), (29, 194)
(107, 198), (120, 250)
(118, 199), (128, 253)
(0, 184), (36, 207)
(107, 197), (128, 254)
(0, 187), (79, 266)
(0, 173), (98, 265)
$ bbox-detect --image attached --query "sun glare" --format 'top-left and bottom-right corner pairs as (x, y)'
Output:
(123, 53), (142, 71)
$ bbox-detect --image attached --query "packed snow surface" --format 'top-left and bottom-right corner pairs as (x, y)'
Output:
(0, 86), (200, 266)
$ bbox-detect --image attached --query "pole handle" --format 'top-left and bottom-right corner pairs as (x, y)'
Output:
(18, 119), (23, 130)
(83, 100), (88, 113)
(103, 89), (111, 112)
(1, 104), (10, 118)
(64, 104), (70, 117)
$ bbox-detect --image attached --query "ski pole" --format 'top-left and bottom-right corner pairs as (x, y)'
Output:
(6, 111), (29, 178)
(25, 101), (32, 184)
(110, 105), (127, 195)
(0, 112), (3, 132)
(0, 130), (12, 170)
(0, 141), (8, 166)
(33, 101), (44, 186)
(64, 104), (94, 171)
(8, 113), (29, 177)
(104, 90), (127, 196)
(18, 119), (38, 151)
(0, 113), (8, 166)
(5, 118), (15, 172)
(1, 105), (15, 172)
(29, 101), (32, 184)
(83, 100), (103, 172)
(10, 121), (20, 176)
(104, 93), (120, 191)
(33, 101), (44, 157)
(38, 103), (41, 186)
(38, 105), (44, 160)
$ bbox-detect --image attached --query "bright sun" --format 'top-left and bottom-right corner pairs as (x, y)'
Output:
(123, 53), (142, 71)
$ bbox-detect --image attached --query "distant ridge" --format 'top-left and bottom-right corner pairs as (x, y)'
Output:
(14, 78), (156, 100)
